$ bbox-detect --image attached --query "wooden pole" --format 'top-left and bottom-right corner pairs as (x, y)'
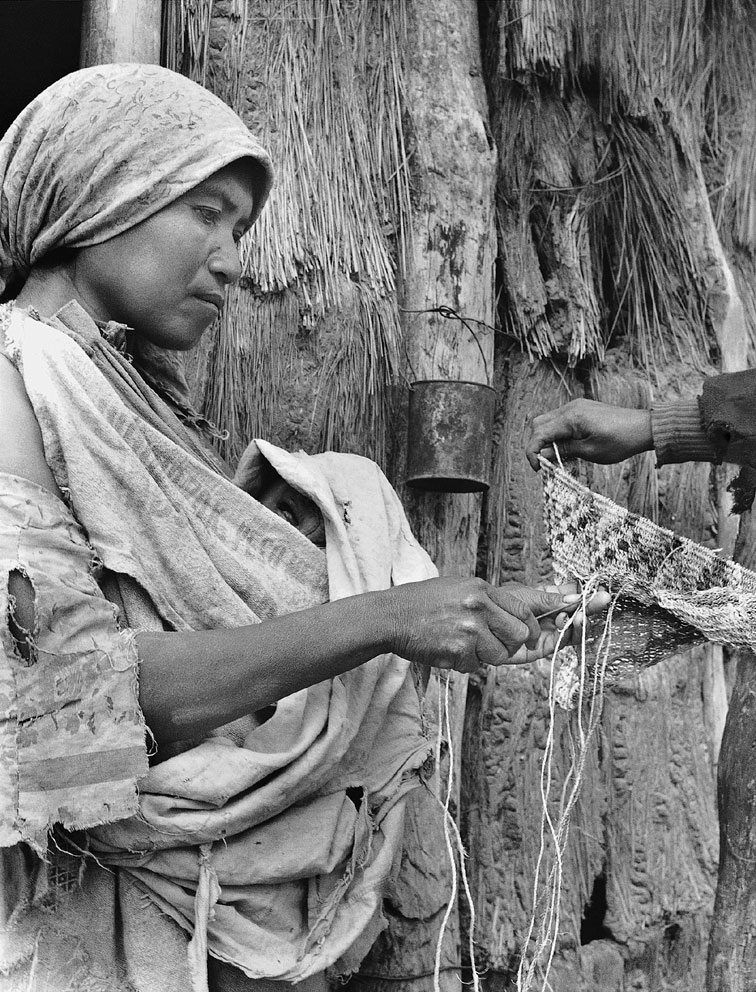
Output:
(369, 1), (497, 989)
(708, 645), (756, 990)
(700, 159), (756, 990)
(350, 0), (496, 988)
(80, 0), (162, 67)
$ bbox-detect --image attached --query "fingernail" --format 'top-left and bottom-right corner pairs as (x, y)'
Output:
(562, 593), (582, 603)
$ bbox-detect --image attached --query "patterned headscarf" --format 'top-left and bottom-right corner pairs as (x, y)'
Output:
(0, 63), (274, 296)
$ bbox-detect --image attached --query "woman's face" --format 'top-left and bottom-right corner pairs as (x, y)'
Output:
(66, 160), (258, 350)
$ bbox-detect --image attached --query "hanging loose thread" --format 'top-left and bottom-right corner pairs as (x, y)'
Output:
(432, 672), (482, 992)
(516, 581), (617, 992)
(431, 448), (634, 992)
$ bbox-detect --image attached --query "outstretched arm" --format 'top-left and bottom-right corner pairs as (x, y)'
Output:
(526, 370), (756, 473)
(137, 578), (593, 744)
(1, 345), (605, 747)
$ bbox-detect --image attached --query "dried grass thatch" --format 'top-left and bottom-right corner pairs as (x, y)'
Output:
(503, 0), (713, 125)
(490, 0), (756, 376)
(495, 91), (605, 363)
(702, 0), (756, 254)
(495, 91), (710, 370)
(597, 116), (709, 369)
(164, 0), (412, 464)
(162, 0), (215, 83)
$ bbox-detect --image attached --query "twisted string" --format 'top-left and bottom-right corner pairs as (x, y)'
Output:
(432, 672), (481, 992)
(517, 581), (616, 992)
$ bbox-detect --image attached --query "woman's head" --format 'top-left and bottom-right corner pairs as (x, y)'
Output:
(0, 63), (274, 334)
(47, 159), (258, 349)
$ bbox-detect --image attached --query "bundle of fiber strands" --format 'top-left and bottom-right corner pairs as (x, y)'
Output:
(539, 457), (756, 708)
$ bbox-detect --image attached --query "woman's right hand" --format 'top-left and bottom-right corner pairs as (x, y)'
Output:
(384, 577), (590, 673)
(525, 399), (653, 470)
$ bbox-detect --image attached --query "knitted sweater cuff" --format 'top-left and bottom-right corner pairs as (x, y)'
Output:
(651, 398), (719, 466)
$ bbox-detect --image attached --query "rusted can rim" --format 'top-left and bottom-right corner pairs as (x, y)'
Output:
(409, 379), (497, 392)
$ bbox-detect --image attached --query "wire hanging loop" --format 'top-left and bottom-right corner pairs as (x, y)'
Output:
(399, 305), (494, 386)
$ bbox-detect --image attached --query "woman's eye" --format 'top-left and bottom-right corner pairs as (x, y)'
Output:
(277, 503), (297, 527)
(195, 206), (221, 225)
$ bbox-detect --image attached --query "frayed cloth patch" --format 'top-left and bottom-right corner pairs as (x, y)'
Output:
(0, 474), (147, 852)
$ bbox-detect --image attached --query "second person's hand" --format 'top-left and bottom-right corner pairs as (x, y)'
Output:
(525, 399), (653, 470)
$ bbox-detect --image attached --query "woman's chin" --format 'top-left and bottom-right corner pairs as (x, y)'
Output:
(137, 321), (213, 351)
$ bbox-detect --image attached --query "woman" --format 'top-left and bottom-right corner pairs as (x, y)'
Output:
(0, 65), (599, 991)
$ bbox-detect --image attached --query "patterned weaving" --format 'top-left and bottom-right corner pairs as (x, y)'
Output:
(540, 459), (756, 706)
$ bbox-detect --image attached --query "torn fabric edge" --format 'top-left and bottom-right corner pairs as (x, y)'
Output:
(0, 472), (148, 853)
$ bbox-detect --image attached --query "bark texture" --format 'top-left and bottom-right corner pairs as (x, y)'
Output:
(357, 0), (497, 988)
(708, 647), (756, 992)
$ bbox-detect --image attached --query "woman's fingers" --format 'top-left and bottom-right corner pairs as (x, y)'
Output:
(481, 585), (584, 664)
(491, 586), (580, 645)
(541, 583), (612, 620)
(510, 629), (575, 664)
(389, 577), (611, 673)
(485, 584), (611, 665)
(474, 629), (523, 668)
(486, 590), (541, 648)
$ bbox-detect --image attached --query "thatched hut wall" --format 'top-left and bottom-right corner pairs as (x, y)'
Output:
(470, 2), (756, 989)
(173, 0), (411, 467)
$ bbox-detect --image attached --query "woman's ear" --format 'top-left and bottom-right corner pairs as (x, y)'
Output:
(233, 440), (276, 497)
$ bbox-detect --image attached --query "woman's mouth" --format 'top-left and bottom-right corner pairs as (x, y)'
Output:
(194, 292), (224, 313)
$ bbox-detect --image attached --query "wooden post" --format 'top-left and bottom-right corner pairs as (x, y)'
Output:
(401, 0), (497, 864)
(400, 0), (497, 841)
(80, 0), (162, 67)
(709, 464), (756, 989)
(700, 158), (756, 989)
(350, 1), (496, 989)
(708, 646), (756, 990)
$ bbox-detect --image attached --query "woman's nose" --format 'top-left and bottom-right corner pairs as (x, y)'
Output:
(208, 236), (243, 284)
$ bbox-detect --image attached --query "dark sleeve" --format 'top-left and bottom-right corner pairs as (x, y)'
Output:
(699, 370), (756, 469)
(651, 369), (756, 512)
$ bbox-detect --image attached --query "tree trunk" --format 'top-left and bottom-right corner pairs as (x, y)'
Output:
(708, 646), (756, 990)
(709, 490), (756, 988)
(352, 0), (496, 988)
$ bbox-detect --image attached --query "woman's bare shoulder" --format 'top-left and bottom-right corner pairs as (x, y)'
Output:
(0, 336), (61, 495)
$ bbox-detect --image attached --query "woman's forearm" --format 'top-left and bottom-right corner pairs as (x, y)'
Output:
(135, 577), (581, 746)
(136, 589), (397, 744)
